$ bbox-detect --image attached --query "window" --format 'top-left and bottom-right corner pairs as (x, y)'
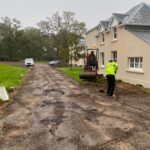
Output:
(111, 51), (117, 62)
(112, 27), (117, 40)
(100, 52), (105, 67)
(101, 33), (105, 43)
(129, 57), (143, 69)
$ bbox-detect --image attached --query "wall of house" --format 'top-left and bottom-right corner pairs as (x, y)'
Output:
(86, 28), (98, 48)
(72, 58), (84, 66)
(98, 25), (150, 88)
(117, 27), (150, 88)
(98, 32), (108, 71)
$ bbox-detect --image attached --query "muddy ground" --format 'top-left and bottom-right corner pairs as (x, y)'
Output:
(0, 64), (150, 150)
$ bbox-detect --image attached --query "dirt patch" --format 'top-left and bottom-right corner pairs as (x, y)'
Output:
(81, 79), (147, 96)
(0, 64), (150, 150)
(116, 82), (145, 95)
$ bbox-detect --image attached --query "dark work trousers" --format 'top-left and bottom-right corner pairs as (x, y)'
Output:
(106, 75), (116, 96)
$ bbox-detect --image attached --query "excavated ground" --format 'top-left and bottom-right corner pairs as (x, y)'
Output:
(0, 64), (150, 150)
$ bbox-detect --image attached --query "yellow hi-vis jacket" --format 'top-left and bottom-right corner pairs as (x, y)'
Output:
(105, 61), (118, 75)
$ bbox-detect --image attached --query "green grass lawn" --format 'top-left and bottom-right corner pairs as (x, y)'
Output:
(57, 67), (84, 82)
(0, 64), (27, 90)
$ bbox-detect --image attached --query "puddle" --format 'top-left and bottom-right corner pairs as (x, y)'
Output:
(43, 89), (65, 96)
(40, 117), (52, 126)
(84, 108), (101, 124)
(41, 100), (64, 107)
(40, 117), (63, 126)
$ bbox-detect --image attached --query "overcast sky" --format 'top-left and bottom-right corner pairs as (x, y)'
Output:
(0, 0), (150, 30)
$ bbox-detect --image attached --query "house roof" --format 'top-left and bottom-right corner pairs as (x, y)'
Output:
(110, 3), (150, 43)
(86, 25), (99, 34)
(97, 2), (150, 33)
(124, 3), (150, 43)
(124, 3), (150, 25)
(87, 2), (150, 43)
(101, 21), (109, 30)
(113, 13), (128, 23)
(109, 3), (150, 27)
(129, 30), (150, 44)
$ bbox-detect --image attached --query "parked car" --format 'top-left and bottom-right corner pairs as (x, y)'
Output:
(24, 58), (34, 67)
(48, 60), (60, 66)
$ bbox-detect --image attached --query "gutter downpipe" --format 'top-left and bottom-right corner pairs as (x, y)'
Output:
(105, 30), (108, 66)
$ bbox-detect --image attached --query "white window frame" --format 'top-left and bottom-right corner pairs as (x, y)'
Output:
(128, 57), (143, 71)
(112, 27), (117, 40)
(111, 51), (117, 62)
(100, 52), (105, 67)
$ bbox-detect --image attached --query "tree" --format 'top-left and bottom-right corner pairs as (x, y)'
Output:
(21, 27), (52, 60)
(37, 11), (86, 62)
(72, 45), (85, 62)
(0, 17), (52, 61)
(0, 17), (21, 60)
(0, 13), (86, 62)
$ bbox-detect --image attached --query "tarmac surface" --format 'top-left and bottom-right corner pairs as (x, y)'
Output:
(0, 64), (150, 150)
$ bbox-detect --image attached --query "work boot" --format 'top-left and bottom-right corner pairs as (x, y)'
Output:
(107, 94), (115, 98)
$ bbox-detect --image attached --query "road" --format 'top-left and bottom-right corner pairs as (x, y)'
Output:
(0, 64), (150, 150)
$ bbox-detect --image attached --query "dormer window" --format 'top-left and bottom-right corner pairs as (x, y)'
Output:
(112, 27), (117, 40)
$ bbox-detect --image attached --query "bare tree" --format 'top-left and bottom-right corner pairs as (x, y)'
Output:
(37, 11), (86, 62)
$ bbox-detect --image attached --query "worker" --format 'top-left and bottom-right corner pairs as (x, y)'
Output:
(105, 60), (118, 97)
(89, 51), (96, 69)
